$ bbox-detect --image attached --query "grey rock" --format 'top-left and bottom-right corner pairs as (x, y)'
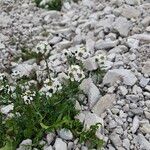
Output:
(123, 138), (130, 150)
(0, 43), (5, 49)
(80, 78), (101, 108)
(139, 77), (149, 87)
(95, 39), (118, 50)
(54, 138), (67, 150)
(131, 116), (139, 133)
(113, 17), (132, 37)
(131, 34), (150, 42)
(103, 69), (137, 86)
(127, 38), (139, 49)
(17, 139), (32, 150)
(83, 57), (98, 71)
(125, 0), (140, 5)
(141, 16), (150, 27)
(119, 86), (128, 96)
(138, 134), (150, 150)
(142, 61), (150, 75)
(1, 104), (14, 115)
(144, 111), (150, 119)
(58, 128), (73, 140)
(44, 145), (53, 150)
(121, 5), (141, 19)
(141, 124), (150, 134)
(46, 133), (55, 145)
(110, 133), (122, 148)
(92, 94), (116, 115)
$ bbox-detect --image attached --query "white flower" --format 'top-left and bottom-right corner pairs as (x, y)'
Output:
(22, 90), (35, 105)
(0, 73), (6, 81)
(11, 70), (21, 79)
(94, 53), (106, 65)
(68, 65), (85, 82)
(40, 78), (62, 97)
(75, 47), (90, 61)
(34, 41), (51, 55)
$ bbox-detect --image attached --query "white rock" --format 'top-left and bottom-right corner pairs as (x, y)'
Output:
(83, 57), (98, 71)
(119, 86), (128, 96)
(80, 78), (101, 108)
(141, 16), (150, 27)
(139, 77), (149, 87)
(0, 42), (5, 49)
(110, 133), (122, 148)
(141, 124), (150, 134)
(46, 133), (55, 145)
(123, 138), (130, 150)
(142, 61), (150, 75)
(84, 112), (104, 129)
(54, 138), (67, 150)
(131, 34), (150, 42)
(113, 17), (132, 37)
(138, 134), (150, 150)
(58, 128), (73, 140)
(131, 116), (139, 133)
(17, 139), (32, 150)
(107, 53), (116, 62)
(13, 63), (37, 77)
(125, 0), (141, 5)
(44, 145), (53, 150)
(145, 85), (150, 92)
(121, 5), (141, 19)
(95, 39), (118, 50)
(132, 85), (142, 94)
(103, 69), (137, 86)
(127, 38), (139, 49)
(1, 104), (14, 115)
(76, 111), (104, 129)
(92, 94), (116, 115)
(49, 36), (62, 45)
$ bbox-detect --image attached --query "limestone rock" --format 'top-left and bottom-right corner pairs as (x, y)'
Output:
(103, 69), (137, 86)
(92, 94), (116, 115)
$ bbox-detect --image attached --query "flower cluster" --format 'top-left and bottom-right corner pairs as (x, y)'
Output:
(68, 65), (85, 82)
(11, 70), (21, 79)
(62, 46), (90, 61)
(33, 41), (51, 55)
(40, 78), (62, 97)
(22, 90), (36, 105)
(94, 53), (106, 66)
(0, 73), (6, 81)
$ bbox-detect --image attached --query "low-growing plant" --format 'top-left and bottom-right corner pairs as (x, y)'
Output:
(0, 45), (106, 149)
(34, 0), (62, 11)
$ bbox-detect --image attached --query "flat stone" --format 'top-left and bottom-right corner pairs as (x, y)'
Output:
(80, 78), (101, 108)
(103, 69), (137, 86)
(141, 16), (150, 27)
(138, 134), (150, 150)
(83, 57), (98, 71)
(131, 34), (150, 42)
(54, 138), (67, 150)
(121, 5), (141, 19)
(1, 104), (14, 115)
(113, 17), (132, 37)
(142, 61), (150, 75)
(127, 38), (139, 49)
(110, 133), (122, 148)
(139, 77), (149, 87)
(0, 43), (5, 49)
(131, 116), (139, 133)
(92, 94), (116, 115)
(58, 128), (73, 140)
(95, 39), (118, 50)
(123, 138), (130, 150)
(141, 124), (150, 134)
